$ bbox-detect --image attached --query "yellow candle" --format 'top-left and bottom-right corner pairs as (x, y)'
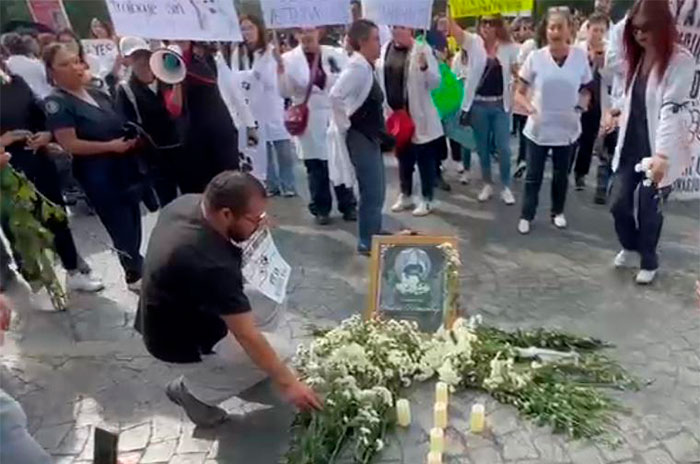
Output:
(435, 382), (448, 404)
(434, 402), (447, 429)
(396, 398), (411, 427)
(470, 403), (485, 433)
(427, 451), (442, 464)
(429, 427), (444, 453)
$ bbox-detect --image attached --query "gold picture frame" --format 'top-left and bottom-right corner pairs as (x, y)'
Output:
(365, 235), (459, 331)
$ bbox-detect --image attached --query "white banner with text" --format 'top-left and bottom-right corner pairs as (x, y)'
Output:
(260, 0), (351, 29)
(362, 0), (434, 29)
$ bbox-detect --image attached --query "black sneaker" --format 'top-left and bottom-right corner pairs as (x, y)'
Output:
(315, 215), (331, 226)
(166, 377), (227, 427)
(437, 178), (452, 192)
(593, 190), (607, 205)
(343, 210), (358, 222)
(575, 177), (586, 191)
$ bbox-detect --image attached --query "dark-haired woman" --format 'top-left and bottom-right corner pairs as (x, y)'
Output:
(232, 15), (296, 197)
(608, 0), (694, 285)
(43, 43), (144, 291)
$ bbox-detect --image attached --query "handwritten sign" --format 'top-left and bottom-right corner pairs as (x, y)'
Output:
(82, 39), (118, 80)
(260, 0), (351, 28)
(362, 0), (433, 29)
(670, 0), (700, 200)
(105, 0), (241, 41)
(450, 0), (534, 18)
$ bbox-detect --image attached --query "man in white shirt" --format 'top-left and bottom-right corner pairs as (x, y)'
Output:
(2, 33), (52, 99)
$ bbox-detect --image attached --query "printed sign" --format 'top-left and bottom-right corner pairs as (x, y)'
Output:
(362, 0), (434, 30)
(242, 229), (291, 304)
(450, 0), (534, 18)
(260, 0), (351, 28)
(82, 39), (118, 80)
(105, 0), (241, 41)
(670, 0), (700, 200)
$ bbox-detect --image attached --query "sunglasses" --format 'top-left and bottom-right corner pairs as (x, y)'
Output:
(481, 19), (499, 27)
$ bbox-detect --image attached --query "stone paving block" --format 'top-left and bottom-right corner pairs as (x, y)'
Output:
(141, 439), (177, 463)
(53, 456), (76, 464)
(662, 431), (700, 462)
(567, 444), (605, 464)
(34, 422), (73, 452)
(501, 431), (539, 461)
(177, 431), (215, 454)
(533, 434), (570, 463)
(152, 415), (184, 443)
(487, 407), (520, 435)
(641, 447), (676, 464)
(597, 443), (634, 462)
(117, 450), (143, 464)
(56, 425), (91, 455)
(468, 445), (503, 464)
(641, 415), (684, 440)
(620, 426), (660, 452)
(170, 453), (208, 464)
(119, 422), (151, 452)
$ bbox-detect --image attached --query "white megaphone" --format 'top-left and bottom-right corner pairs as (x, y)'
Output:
(149, 46), (186, 84)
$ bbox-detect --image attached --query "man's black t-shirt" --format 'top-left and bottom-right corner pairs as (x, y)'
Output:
(135, 194), (251, 363)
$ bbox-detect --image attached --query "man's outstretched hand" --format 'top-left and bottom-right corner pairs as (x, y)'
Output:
(279, 378), (322, 411)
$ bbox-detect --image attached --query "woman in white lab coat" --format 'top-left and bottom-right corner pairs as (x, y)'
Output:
(607, 0), (694, 285)
(377, 26), (443, 217)
(277, 28), (356, 225)
(232, 15), (296, 197)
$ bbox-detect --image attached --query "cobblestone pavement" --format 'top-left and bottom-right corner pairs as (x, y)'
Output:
(1, 157), (699, 464)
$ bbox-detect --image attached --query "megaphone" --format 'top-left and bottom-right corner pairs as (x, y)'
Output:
(149, 46), (186, 84)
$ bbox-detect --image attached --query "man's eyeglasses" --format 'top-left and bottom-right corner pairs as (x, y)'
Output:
(242, 211), (267, 227)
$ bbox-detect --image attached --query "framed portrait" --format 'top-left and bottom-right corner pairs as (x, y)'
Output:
(366, 235), (459, 332)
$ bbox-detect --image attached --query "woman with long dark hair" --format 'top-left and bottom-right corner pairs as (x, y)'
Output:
(42, 43), (144, 291)
(232, 15), (297, 197)
(450, 15), (519, 205)
(608, 0), (694, 284)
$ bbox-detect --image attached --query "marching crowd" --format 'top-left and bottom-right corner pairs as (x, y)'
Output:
(0, 0), (696, 459)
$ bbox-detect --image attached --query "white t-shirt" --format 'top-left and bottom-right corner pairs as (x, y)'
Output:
(520, 46), (592, 146)
(5, 55), (53, 99)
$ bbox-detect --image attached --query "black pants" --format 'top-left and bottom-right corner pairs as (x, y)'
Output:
(595, 130), (619, 199)
(146, 145), (182, 208)
(610, 161), (669, 271)
(304, 159), (356, 217)
(571, 109), (602, 179)
(1, 150), (81, 272)
(183, 126), (240, 193)
(513, 114), (528, 165)
(521, 140), (573, 221)
(398, 137), (445, 201)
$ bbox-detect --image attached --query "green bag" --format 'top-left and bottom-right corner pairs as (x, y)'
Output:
(431, 62), (464, 120)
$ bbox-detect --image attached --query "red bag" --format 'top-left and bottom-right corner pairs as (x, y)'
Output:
(386, 109), (415, 153)
(284, 53), (319, 136)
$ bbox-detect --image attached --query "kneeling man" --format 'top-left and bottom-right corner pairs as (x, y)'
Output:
(136, 171), (320, 426)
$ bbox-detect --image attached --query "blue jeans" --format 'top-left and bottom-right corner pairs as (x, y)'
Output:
(266, 140), (296, 194)
(0, 389), (52, 464)
(347, 129), (385, 252)
(471, 101), (512, 187)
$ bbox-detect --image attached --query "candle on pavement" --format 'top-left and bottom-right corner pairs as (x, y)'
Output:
(396, 398), (411, 427)
(435, 381), (449, 404)
(427, 451), (442, 464)
(434, 402), (447, 429)
(429, 427), (444, 453)
(470, 403), (485, 433)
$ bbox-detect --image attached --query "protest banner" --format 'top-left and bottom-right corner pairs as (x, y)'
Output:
(361, 0), (434, 30)
(82, 39), (118, 80)
(670, 0), (700, 200)
(242, 228), (291, 304)
(260, 0), (351, 29)
(105, 0), (241, 41)
(450, 0), (534, 18)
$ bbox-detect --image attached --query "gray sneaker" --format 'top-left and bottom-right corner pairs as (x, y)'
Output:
(165, 377), (227, 427)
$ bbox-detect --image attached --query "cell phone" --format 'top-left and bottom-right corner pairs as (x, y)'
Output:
(93, 427), (118, 464)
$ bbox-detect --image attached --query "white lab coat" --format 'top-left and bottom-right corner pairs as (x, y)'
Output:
(376, 40), (443, 145)
(458, 32), (519, 113)
(230, 45), (290, 142)
(605, 16), (628, 112)
(612, 46), (695, 188)
(278, 45), (347, 161)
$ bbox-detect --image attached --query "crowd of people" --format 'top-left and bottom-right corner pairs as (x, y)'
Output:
(0, 0), (696, 450)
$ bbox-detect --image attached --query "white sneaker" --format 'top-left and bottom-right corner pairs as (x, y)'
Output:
(518, 219), (530, 234)
(66, 271), (104, 293)
(501, 188), (515, 205)
(635, 269), (657, 285)
(127, 279), (142, 294)
(456, 164), (465, 174)
(478, 184), (493, 202)
(459, 172), (471, 185)
(614, 249), (638, 269)
(552, 214), (567, 229)
(412, 201), (432, 217)
(391, 194), (413, 212)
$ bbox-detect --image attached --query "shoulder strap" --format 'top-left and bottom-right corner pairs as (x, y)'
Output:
(119, 81), (142, 125)
(303, 51), (320, 104)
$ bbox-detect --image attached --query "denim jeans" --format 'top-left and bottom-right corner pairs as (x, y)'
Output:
(449, 138), (472, 171)
(73, 157), (144, 283)
(610, 161), (669, 271)
(347, 128), (386, 252)
(0, 389), (52, 464)
(266, 140), (296, 194)
(521, 140), (573, 221)
(303, 159), (356, 217)
(471, 101), (512, 187)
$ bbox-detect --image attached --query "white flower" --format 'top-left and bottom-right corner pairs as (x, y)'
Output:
(375, 439), (384, 451)
(437, 360), (461, 387)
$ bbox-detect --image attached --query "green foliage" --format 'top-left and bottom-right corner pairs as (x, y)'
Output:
(1, 166), (67, 310)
